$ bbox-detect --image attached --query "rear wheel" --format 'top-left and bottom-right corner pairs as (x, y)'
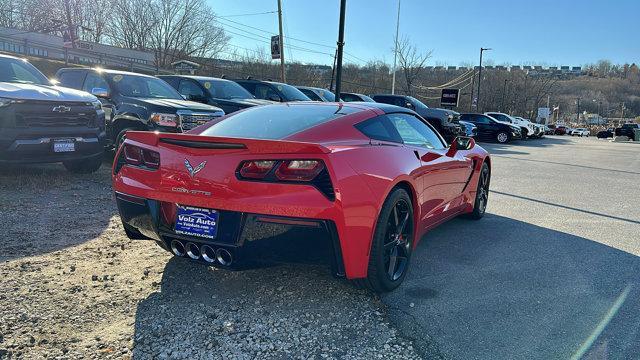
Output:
(356, 188), (414, 293)
(63, 153), (103, 174)
(115, 127), (137, 151)
(465, 162), (490, 220)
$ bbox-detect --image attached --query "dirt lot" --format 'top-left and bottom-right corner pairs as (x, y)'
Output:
(0, 164), (428, 359)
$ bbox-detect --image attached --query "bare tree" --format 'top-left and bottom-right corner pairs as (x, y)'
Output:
(395, 36), (432, 96)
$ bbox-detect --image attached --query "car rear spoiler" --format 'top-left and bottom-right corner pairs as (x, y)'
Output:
(124, 131), (331, 154)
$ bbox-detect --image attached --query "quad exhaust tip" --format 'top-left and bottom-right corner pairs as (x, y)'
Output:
(200, 245), (216, 264)
(216, 248), (233, 266)
(170, 240), (185, 257)
(185, 242), (201, 260)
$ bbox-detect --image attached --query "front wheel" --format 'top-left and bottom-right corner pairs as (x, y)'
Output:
(496, 131), (510, 143)
(357, 188), (414, 293)
(63, 153), (103, 174)
(465, 162), (490, 220)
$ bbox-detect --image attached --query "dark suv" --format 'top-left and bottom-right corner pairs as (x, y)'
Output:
(615, 123), (640, 140)
(55, 68), (224, 148)
(159, 75), (273, 114)
(371, 94), (462, 142)
(0, 54), (106, 173)
(233, 79), (310, 102)
(459, 113), (522, 143)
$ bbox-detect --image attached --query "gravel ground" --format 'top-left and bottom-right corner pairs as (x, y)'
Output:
(0, 163), (428, 359)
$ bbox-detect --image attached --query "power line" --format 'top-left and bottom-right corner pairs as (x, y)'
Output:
(218, 11), (277, 18)
(221, 27), (333, 57)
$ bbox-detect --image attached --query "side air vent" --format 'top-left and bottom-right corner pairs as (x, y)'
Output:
(312, 169), (335, 201)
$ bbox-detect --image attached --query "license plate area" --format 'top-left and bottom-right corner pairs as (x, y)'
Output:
(53, 139), (76, 152)
(174, 205), (218, 239)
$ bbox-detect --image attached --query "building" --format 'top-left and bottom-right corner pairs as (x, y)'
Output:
(0, 26), (155, 72)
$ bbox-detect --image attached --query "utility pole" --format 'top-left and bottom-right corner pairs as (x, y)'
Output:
(334, 0), (347, 101)
(63, 0), (75, 49)
(576, 98), (580, 124)
(391, 0), (401, 94)
(476, 47), (491, 112)
(469, 67), (475, 111)
(501, 79), (508, 111)
(277, 0), (286, 82)
(329, 49), (337, 91)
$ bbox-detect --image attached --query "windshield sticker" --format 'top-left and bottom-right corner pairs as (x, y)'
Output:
(112, 74), (123, 82)
(277, 85), (283, 91)
(204, 82), (211, 89)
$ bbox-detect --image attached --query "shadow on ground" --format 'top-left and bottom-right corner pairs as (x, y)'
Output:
(0, 162), (116, 261)
(383, 213), (640, 360)
(478, 135), (573, 155)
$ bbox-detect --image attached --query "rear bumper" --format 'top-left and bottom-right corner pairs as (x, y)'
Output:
(0, 126), (106, 163)
(115, 192), (346, 276)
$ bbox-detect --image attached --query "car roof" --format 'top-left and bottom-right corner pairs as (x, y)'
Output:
(296, 85), (327, 91)
(158, 75), (231, 83)
(233, 78), (288, 86)
(371, 94), (408, 98)
(58, 67), (156, 78)
(0, 53), (22, 60)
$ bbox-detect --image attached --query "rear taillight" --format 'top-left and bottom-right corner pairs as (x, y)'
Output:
(237, 160), (324, 182)
(123, 144), (160, 169)
(275, 160), (324, 181)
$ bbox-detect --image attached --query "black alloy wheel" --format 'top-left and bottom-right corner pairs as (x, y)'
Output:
(383, 198), (413, 282)
(466, 162), (490, 220)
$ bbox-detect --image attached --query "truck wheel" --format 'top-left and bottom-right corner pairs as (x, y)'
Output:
(63, 153), (103, 174)
(521, 128), (528, 140)
(115, 127), (137, 151)
(496, 131), (510, 143)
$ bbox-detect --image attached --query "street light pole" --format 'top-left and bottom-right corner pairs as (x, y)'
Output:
(333, 0), (347, 101)
(476, 47), (491, 112)
(391, 0), (401, 94)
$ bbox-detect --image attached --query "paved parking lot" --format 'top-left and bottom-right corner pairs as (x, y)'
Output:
(0, 135), (638, 359)
(384, 136), (640, 359)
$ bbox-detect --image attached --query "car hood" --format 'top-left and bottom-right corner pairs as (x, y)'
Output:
(132, 97), (223, 112)
(0, 82), (97, 102)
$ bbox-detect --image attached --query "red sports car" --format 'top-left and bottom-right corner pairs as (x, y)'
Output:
(113, 102), (491, 292)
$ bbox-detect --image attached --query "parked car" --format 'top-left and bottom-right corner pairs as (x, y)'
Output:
(459, 113), (522, 143)
(55, 68), (224, 148)
(459, 120), (478, 138)
(340, 92), (375, 102)
(233, 78), (310, 102)
(614, 123), (640, 139)
(371, 94), (463, 142)
(554, 126), (568, 135)
(485, 112), (536, 139)
(0, 54), (105, 172)
(571, 128), (590, 137)
(516, 117), (544, 138)
(295, 86), (338, 102)
(158, 75), (273, 115)
(113, 102), (490, 292)
(545, 124), (556, 135)
(596, 128), (614, 139)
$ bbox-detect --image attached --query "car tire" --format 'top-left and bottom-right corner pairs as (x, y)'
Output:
(464, 162), (490, 220)
(521, 128), (528, 140)
(496, 131), (510, 144)
(63, 153), (103, 174)
(115, 127), (137, 151)
(355, 187), (414, 293)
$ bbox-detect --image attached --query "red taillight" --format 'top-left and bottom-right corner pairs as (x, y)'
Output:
(275, 160), (324, 181)
(122, 144), (160, 169)
(238, 160), (276, 179)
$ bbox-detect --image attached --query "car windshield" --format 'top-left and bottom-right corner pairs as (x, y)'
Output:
(203, 79), (254, 100)
(320, 89), (336, 101)
(0, 57), (49, 85)
(200, 104), (355, 139)
(274, 83), (311, 101)
(108, 73), (183, 99)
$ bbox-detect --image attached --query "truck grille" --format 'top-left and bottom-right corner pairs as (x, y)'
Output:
(179, 113), (222, 131)
(12, 101), (97, 128)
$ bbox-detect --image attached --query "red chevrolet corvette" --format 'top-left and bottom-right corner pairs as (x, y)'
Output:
(113, 102), (490, 292)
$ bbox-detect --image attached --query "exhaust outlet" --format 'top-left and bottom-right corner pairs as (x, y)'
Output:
(200, 245), (217, 264)
(216, 248), (233, 266)
(170, 240), (185, 257)
(185, 242), (201, 260)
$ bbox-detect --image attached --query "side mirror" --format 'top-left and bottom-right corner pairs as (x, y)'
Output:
(446, 136), (475, 157)
(91, 87), (109, 98)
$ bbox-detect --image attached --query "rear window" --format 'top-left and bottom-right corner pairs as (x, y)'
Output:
(200, 104), (356, 140)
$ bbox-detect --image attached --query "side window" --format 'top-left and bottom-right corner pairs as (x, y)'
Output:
(57, 71), (86, 89)
(475, 115), (491, 124)
(374, 96), (392, 104)
(254, 84), (279, 100)
(341, 94), (357, 102)
(387, 113), (446, 150)
(237, 82), (256, 95)
(177, 80), (205, 98)
(82, 72), (109, 93)
(355, 116), (402, 143)
(299, 88), (321, 101)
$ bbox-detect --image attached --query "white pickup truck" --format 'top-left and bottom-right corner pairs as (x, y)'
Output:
(485, 112), (537, 139)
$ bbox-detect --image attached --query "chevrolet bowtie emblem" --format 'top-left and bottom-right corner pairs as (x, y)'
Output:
(52, 105), (71, 113)
(184, 159), (206, 178)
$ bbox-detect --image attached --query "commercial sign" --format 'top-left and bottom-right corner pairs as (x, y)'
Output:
(271, 35), (281, 60)
(440, 88), (460, 107)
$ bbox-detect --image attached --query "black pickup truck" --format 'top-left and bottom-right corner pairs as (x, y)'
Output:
(55, 68), (224, 148)
(0, 54), (106, 173)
